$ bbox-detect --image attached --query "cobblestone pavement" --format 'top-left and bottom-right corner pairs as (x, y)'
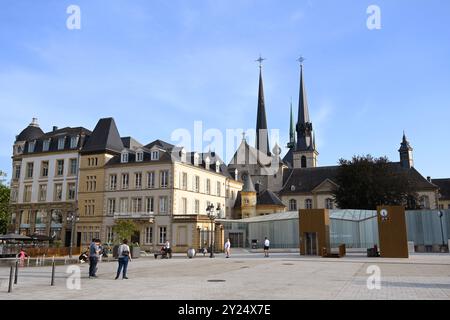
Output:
(1, 252), (449, 300)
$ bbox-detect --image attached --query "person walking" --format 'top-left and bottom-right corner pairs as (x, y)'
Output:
(89, 238), (100, 278)
(115, 239), (131, 280)
(164, 240), (172, 258)
(18, 248), (28, 267)
(264, 237), (270, 257)
(224, 239), (231, 258)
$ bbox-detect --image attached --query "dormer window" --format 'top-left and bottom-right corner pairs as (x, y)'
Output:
(193, 153), (199, 166)
(136, 151), (144, 162)
(181, 149), (186, 163)
(70, 136), (79, 149)
(28, 141), (36, 153)
(43, 139), (51, 152)
(121, 152), (129, 163)
(151, 151), (159, 161)
(57, 137), (65, 150)
(205, 157), (210, 170)
(215, 161), (220, 173)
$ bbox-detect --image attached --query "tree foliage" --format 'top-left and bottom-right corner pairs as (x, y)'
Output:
(332, 155), (418, 210)
(0, 171), (10, 234)
(112, 220), (138, 244)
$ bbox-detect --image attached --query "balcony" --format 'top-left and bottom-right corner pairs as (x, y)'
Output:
(114, 212), (155, 220)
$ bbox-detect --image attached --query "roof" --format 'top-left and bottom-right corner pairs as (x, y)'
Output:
(242, 174), (256, 192)
(433, 178), (450, 200)
(81, 118), (124, 154)
(234, 189), (285, 208)
(280, 162), (437, 195)
(256, 68), (270, 156)
(121, 137), (143, 150)
(16, 119), (44, 142)
(23, 127), (91, 154)
(144, 139), (174, 150)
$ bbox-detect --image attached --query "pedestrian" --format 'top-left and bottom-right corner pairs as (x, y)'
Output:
(18, 248), (28, 267)
(115, 239), (131, 280)
(164, 240), (172, 258)
(264, 237), (270, 257)
(88, 238), (100, 278)
(224, 239), (231, 258)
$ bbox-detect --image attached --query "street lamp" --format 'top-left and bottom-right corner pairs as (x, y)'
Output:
(206, 204), (221, 258)
(66, 210), (80, 258)
(438, 210), (446, 252)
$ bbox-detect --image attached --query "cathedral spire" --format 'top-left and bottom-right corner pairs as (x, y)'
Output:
(399, 131), (414, 168)
(287, 99), (296, 149)
(255, 55), (271, 156)
(296, 56), (313, 151)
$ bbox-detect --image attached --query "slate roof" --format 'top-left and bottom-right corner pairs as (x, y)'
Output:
(17, 125), (44, 142)
(22, 127), (91, 154)
(81, 118), (124, 154)
(432, 178), (450, 200)
(233, 189), (285, 208)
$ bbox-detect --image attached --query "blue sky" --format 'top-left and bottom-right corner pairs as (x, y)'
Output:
(0, 0), (449, 180)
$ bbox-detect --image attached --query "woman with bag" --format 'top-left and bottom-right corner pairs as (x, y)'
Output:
(115, 239), (132, 280)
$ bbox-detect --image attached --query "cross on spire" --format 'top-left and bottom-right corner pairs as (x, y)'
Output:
(297, 55), (306, 66)
(255, 55), (266, 68)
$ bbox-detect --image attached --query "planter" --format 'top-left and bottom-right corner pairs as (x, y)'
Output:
(131, 246), (140, 259)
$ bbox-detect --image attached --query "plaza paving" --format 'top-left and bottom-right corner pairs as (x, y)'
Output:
(1, 250), (449, 300)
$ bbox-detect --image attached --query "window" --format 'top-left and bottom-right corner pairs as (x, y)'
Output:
(23, 185), (32, 202)
(58, 137), (65, 150)
(43, 139), (50, 152)
(121, 152), (129, 163)
(56, 160), (64, 176)
(325, 198), (334, 209)
(86, 176), (96, 191)
(84, 200), (95, 216)
(206, 179), (211, 195)
(135, 172), (142, 189)
(420, 196), (430, 209)
(195, 200), (200, 214)
(146, 197), (154, 213)
(109, 174), (117, 190)
(10, 188), (18, 202)
(121, 173), (129, 189)
(182, 172), (188, 190)
(205, 157), (210, 170)
(41, 161), (49, 177)
(119, 198), (128, 213)
(151, 151), (159, 161)
(160, 171), (169, 188)
(305, 199), (313, 209)
(69, 159), (77, 175)
(28, 141), (36, 153)
(159, 227), (167, 244)
(147, 172), (155, 188)
(54, 184), (63, 201)
(107, 198), (116, 216)
(14, 165), (21, 179)
(194, 176), (200, 192)
(36, 210), (47, 225)
(70, 136), (79, 149)
(131, 198), (142, 213)
(136, 151), (143, 162)
(38, 185), (47, 201)
(289, 199), (297, 211)
(21, 210), (30, 225)
(216, 161), (220, 173)
(145, 227), (153, 244)
(67, 183), (76, 200)
(216, 182), (221, 196)
(26, 162), (34, 179)
(301, 156), (307, 168)
(159, 196), (168, 214)
(88, 157), (98, 167)
(106, 227), (114, 243)
(181, 198), (187, 214)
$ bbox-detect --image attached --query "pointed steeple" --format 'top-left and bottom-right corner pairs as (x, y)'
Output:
(287, 100), (296, 149)
(296, 57), (314, 152)
(255, 56), (271, 156)
(399, 131), (414, 168)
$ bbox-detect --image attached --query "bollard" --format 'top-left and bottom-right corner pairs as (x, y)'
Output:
(8, 266), (14, 293)
(14, 260), (18, 284)
(36, 257), (39, 266)
(27, 257), (30, 267)
(51, 261), (55, 286)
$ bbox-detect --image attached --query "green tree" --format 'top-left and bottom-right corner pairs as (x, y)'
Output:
(112, 220), (138, 244)
(0, 171), (11, 234)
(332, 155), (418, 210)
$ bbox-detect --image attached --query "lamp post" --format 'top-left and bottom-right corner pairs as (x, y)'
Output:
(438, 210), (446, 252)
(206, 204), (218, 258)
(66, 210), (79, 258)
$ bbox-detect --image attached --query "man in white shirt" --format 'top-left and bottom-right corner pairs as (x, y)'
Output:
(224, 239), (231, 258)
(264, 237), (270, 257)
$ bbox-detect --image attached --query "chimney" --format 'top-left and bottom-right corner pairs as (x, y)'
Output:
(53, 126), (58, 132)
(427, 176), (431, 182)
(234, 169), (239, 181)
(30, 118), (39, 127)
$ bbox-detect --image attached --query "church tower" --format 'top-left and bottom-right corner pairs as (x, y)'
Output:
(255, 56), (271, 156)
(287, 100), (296, 149)
(399, 132), (414, 169)
(293, 57), (318, 168)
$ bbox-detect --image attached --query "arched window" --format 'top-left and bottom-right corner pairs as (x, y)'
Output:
(420, 195), (430, 209)
(325, 198), (334, 209)
(36, 210), (47, 225)
(305, 199), (313, 209)
(301, 156), (307, 168)
(289, 199), (297, 211)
